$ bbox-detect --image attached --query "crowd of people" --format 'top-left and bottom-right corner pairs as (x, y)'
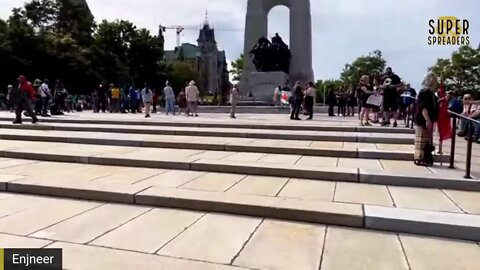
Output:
(4, 69), (478, 168)
(4, 76), (206, 122)
(325, 67), (417, 128)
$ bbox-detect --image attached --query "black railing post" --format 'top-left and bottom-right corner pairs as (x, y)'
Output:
(465, 121), (474, 179)
(449, 115), (457, 169)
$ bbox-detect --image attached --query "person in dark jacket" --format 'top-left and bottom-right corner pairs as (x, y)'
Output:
(290, 81), (304, 120)
(326, 87), (337, 117)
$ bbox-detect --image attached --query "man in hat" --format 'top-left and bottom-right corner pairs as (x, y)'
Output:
(13, 75), (38, 124)
(185, 80), (199, 117)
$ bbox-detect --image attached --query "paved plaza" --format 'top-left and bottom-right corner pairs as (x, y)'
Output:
(0, 111), (479, 269)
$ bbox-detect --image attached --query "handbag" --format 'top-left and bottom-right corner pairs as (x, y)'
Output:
(367, 94), (382, 107)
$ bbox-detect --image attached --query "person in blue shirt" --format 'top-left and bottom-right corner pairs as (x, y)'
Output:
(446, 91), (463, 114)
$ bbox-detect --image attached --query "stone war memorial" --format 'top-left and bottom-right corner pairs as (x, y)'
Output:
(241, 0), (314, 104)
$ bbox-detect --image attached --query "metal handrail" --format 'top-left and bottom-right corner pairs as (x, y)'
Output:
(448, 110), (479, 179)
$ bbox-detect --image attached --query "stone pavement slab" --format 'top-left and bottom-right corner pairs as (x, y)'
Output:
(91, 167), (165, 185)
(389, 186), (462, 212)
(180, 172), (246, 192)
(334, 182), (394, 207)
(320, 227), (409, 270)
(92, 208), (203, 253)
(0, 233), (52, 248)
(295, 156), (338, 167)
(277, 179), (335, 201)
(400, 234), (480, 270)
(257, 154), (302, 165)
(0, 198), (100, 235)
(234, 220), (325, 270)
(223, 152), (267, 162)
(135, 170), (206, 188)
(337, 158), (383, 171)
(31, 203), (149, 243)
(50, 242), (250, 270)
(443, 190), (480, 214)
(157, 213), (261, 264)
(226, 175), (289, 196)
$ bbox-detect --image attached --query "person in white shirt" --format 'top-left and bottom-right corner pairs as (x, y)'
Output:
(163, 82), (176, 115)
(39, 79), (51, 116)
(185, 80), (200, 117)
(230, 85), (239, 119)
(304, 82), (316, 120)
(141, 83), (153, 118)
(6, 85), (13, 112)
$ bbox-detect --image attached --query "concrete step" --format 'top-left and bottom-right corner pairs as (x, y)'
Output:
(0, 122), (415, 144)
(0, 116), (415, 134)
(1, 169), (478, 241)
(3, 193), (479, 270)
(0, 129), (448, 162)
(0, 140), (475, 191)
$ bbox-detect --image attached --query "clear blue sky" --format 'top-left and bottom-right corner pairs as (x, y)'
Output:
(1, 0), (478, 89)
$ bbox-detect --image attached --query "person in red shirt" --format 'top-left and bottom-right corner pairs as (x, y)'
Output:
(14, 75), (38, 124)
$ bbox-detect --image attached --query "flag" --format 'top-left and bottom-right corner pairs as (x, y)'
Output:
(281, 91), (291, 105)
(437, 80), (452, 141)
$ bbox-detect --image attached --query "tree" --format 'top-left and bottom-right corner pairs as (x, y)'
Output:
(340, 50), (387, 88)
(315, 79), (344, 103)
(167, 62), (201, 94)
(230, 54), (244, 81)
(430, 45), (480, 95)
(0, 0), (169, 95)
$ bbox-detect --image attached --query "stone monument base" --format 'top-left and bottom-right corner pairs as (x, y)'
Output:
(247, 72), (290, 105)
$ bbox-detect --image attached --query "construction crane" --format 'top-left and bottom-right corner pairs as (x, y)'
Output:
(160, 24), (244, 47)
(160, 25), (199, 47)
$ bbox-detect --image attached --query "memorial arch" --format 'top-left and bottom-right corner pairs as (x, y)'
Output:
(241, 0), (314, 90)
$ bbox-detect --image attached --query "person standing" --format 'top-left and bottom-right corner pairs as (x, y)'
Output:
(290, 81), (304, 120)
(358, 75), (375, 126)
(177, 89), (187, 115)
(381, 67), (402, 127)
(33, 79), (43, 115)
(185, 80), (200, 117)
(13, 75), (38, 124)
(39, 79), (51, 116)
(326, 87), (336, 117)
(97, 83), (108, 113)
(414, 72), (439, 166)
(141, 83), (153, 118)
(163, 82), (176, 115)
(129, 85), (137, 114)
(110, 84), (120, 113)
(304, 82), (315, 120)
(346, 86), (357, 117)
(230, 84), (239, 119)
(6, 85), (14, 112)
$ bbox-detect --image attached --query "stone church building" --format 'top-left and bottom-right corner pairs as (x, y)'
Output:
(164, 22), (230, 99)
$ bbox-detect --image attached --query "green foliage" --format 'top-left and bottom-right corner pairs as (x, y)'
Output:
(430, 45), (480, 95)
(0, 0), (169, 95)
(315, 79), (344, 103)
(230, 54), (244, 81)
(167, 62), (201, 94)
(340, 50), (387, 88)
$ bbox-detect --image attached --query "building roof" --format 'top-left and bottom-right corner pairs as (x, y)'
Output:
(165, 43), (200, 62)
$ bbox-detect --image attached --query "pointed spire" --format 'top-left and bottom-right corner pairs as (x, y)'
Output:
(204, 10), (209, 27)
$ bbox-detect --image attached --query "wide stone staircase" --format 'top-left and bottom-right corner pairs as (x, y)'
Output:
(0, 112), (479, 269)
